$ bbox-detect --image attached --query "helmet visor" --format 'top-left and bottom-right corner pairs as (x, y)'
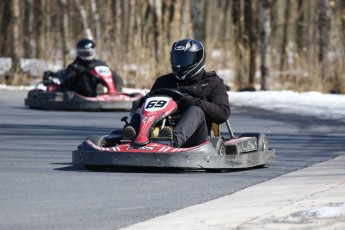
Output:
(78, 50), (95, 57)
(172, 51), (195, 68)
(78, 49), (95, 59)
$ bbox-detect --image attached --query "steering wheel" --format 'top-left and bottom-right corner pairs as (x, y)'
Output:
(148, 88), (185, 100)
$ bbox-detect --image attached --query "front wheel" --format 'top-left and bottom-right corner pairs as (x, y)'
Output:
(240, 133), (269, 168)
(240, 133), (268, 151)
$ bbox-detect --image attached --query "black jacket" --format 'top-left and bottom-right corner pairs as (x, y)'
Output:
(65, 57), (108, 90)
(151, 70), (231, 125)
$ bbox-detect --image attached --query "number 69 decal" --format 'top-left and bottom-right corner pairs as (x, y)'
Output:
(144, 97), (169, 111)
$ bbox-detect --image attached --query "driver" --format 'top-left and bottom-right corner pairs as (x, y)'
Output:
(65, 38), (123, 97)
(123, 38), (230, 147)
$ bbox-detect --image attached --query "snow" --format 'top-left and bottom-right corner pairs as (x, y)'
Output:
(125, 89), (345, 123)
(1, 84), (345, 123)
(228, 90), (345, 122)
(282, 203), (345, 223)
(0, 57), (63, 77)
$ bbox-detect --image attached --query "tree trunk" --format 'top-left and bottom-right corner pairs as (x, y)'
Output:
(259, 0), (271, 90)
(59, 0), (69, 68)
(170, 0), (182, 42)
(0, 0), (11, 57)
(233, 0), (247, 90)
(245, 1), (257, 88)
(191, 0), (203, 40)
(318, 0), (330, 85)
(280, 0), (290, 72)
(90, 0), (102, 58)
(35, 0), (46, 59)
(9, 0), (23, 85)
(23, 0), (36, 58)
(75, 0), (93, 39)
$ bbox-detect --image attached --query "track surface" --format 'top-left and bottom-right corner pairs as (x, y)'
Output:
(1, 90), (344, 230)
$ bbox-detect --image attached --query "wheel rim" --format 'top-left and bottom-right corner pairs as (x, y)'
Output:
(219, 145), (226, 155)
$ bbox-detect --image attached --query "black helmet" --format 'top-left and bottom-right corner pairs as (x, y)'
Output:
(170, 38), (205, 81)
(76, 38), (96, 61)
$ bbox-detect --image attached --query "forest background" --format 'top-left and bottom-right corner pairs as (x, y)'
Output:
(0, 0), (344, 93)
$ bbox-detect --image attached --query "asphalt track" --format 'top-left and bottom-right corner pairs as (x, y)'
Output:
(1, 90), (344, 230)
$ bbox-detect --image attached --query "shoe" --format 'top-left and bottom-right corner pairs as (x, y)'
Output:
(159, 127), (179, 147)
(122, 126), (136, 141)
(159, 127), (173, 138)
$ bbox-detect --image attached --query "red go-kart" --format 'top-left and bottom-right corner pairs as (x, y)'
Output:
(72, 89), (275, 172)
(25, 65), (143, 111)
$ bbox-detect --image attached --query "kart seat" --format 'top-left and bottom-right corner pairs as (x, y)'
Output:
(211, 123), (220, 137)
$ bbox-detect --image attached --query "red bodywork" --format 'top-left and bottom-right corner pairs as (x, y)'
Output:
(90, 66), (117, 94)
(83, 94), (210, 153)
(135, 96), (177, 145)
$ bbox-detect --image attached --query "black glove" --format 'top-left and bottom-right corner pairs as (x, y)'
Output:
(177, 86), (206, 100)
(175, 95), (200, 111)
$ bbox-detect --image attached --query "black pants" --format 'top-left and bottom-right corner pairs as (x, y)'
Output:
(129, 106), (208, 148)
(173, 106), (208, 147)
(75, 74), (97, 97)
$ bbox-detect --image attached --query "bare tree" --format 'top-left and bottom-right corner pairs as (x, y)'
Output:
(8, 0), (23, 85)
(150, 0), (163, 64)
(23, 0), (36, 58)
(75, 0), (93, 39)
(0, 0), (344, 92)
(0, 0), (11, 57)
(233, 0), (247, 90)
(35, 0), (46, 59)
(318, 0), (330, 86)
(191, 0), (204, 40)
(59, 0), (69, 68)
(245, 0), (257, 88)
(90, 0), (102, 58)
(259, 0), (271, 90)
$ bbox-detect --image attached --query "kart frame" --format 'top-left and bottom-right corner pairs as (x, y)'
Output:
(72, 121), (275, 171)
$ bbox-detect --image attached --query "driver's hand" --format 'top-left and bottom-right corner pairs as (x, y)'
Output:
(175, 96), (200, 111)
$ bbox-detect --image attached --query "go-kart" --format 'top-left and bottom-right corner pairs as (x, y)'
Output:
(72, 89), (275, 172)
(25, 65), (143, 111)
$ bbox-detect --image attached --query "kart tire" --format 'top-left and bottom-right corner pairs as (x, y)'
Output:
(205, 169), (224, 173)
(209, 138), (226, 155)
(86, 135), (106, 147)
(84, 165), (103, 171)
(27, 89), (44, 98)
(240, 133), (268, 168)
(205, 138), (225, 173)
